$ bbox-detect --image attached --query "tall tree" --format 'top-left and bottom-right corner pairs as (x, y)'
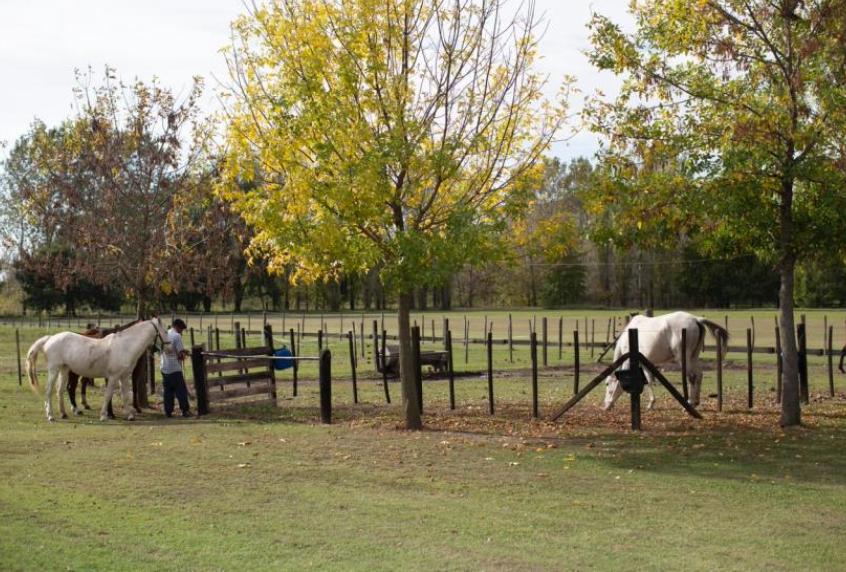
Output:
(586, 0), (846, 426)
(71, 69), (210, 319)
(220, 0), (567, 428)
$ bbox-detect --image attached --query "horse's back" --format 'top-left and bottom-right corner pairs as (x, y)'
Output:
(44, 332), (114, 377)
(620, 312), (699, 365)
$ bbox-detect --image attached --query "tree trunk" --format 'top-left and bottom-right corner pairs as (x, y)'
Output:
(397, 291), (422, 430)
(779, 166), (800, 426)
(439, 282), (452, 311)
(778, 260), (800, 426)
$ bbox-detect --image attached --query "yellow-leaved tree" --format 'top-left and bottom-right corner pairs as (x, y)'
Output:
(219, 0), (568, 429)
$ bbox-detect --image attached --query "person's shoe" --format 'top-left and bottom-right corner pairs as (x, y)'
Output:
(181, 411), (193, 418)
(165, 413), (173, 418)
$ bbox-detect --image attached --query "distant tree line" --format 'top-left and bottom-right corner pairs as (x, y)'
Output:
(1, 74), (843, 317)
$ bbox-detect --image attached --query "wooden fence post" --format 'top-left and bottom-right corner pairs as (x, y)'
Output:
(190, 345), (209, 416)
(381, 329), (391, 404)
(591, 319), (596, 359)
(747, 328), (754, 409)
(412, 325), (423, 414)
(348, 331), (358, 404)
(264, 325), (277, 405)
(828, 325), (835, 398)
(447, 330), (455, 410)
(531, 332), (538, 419)
(464, 318), (469, 364)
(289, 328), (298, 397)
(319, 349), (332, 424)
(542, 317), (548, 367)
(628, 328), (642, 431)
(573, 330), (580, 395)
(372, 320), (379, 371)
(798, 323), (809, 404)
(823, 315), (829, 355)
(558, 317), (563, 361)
(487, 331), (494, 415)
(508, 314), (514, 363)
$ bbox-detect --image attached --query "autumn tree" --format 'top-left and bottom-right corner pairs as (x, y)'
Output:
(70, 69), (210, 319)
(586, 0), (846, 426)
(219, 0), (567, 428)
(3, 70), (212, 407)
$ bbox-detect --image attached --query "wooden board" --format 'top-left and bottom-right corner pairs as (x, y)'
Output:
(208, 370), (271, 388)
(205, 358), (271, 374)
(208, 382), (272, 401)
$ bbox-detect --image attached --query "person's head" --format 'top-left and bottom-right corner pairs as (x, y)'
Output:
(172, 318), (187, 333)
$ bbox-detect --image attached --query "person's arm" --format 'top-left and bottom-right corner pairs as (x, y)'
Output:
(174, 334), (188, 361)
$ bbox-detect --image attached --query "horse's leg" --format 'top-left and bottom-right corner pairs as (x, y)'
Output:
(118, 375), (135, 421)
(107, 388), (115, 419)
(644, 370), (656, 411)
(81, 377), (93, 410)
(57, 366), (70, 419)
(100, 377), (118, 422)
(688, 360), (703, 406)
(97, 378), (115, 418)
(45, 367), (60, 422)
(68, 371), (81, 415)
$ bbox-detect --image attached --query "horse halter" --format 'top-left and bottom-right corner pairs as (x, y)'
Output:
(150, 320), (171, 353)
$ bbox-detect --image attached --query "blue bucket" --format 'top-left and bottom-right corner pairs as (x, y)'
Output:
(273, 347), (294, 370)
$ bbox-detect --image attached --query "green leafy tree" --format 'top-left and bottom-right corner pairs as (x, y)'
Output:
(586, 0), (846, 426)
(220, 0), (567, 428)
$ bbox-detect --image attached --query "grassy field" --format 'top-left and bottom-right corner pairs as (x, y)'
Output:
(1, 312), (846, 571)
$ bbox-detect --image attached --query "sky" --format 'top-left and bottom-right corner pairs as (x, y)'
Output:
(0, 0), (632, 162)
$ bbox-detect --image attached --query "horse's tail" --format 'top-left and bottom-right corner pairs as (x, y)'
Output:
(26, 335), (51, 393)
(698, 318), (729, 354)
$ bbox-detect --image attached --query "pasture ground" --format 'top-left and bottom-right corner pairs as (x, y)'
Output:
(1, 313), (846, 571)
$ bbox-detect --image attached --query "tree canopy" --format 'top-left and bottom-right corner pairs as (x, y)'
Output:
(585, 0), (846, 426)
(220, 0), (568, 428)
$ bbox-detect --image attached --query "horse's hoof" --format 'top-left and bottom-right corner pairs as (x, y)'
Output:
(74, 410), (83, 416)
(61, 413), (68, 419)
(100, 415), (109, 422)
(84, 405), (91, 410)
(126, 415), (135, 422)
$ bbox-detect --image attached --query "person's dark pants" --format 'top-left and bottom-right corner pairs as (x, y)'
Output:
(162, 371), (190, 416)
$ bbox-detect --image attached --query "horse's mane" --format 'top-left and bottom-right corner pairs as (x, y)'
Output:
(80, 319), (142, 338)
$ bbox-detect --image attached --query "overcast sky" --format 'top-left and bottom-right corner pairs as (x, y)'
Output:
(0, 0), (631, 161)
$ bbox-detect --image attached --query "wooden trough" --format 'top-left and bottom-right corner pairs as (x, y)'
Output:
(377, 344), (448, 376)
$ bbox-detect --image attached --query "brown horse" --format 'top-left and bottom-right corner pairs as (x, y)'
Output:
(68, 321), (139, 417)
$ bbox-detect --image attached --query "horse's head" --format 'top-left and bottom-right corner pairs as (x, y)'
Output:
(150, 316), (171, 348)
(603, 371), (623, 410)
(687, 371), (703, 407)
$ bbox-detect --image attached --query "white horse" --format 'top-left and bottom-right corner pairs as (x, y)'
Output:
(26, 318), (171, 422)
(603, 311), (728, 410)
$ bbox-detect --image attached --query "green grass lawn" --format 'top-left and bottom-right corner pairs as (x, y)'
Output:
(1, 319), (846, 571)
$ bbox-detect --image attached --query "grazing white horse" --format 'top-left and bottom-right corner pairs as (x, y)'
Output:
(26, 318), (171, 422)
(603, 311), (728, 410)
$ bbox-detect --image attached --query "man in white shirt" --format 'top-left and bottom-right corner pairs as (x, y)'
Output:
(161, 318), (192, 417)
